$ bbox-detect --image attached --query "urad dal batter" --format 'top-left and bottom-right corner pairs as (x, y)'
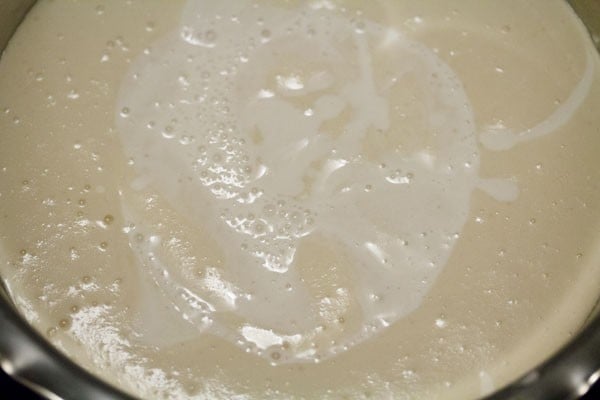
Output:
(1, 0), (600, 398)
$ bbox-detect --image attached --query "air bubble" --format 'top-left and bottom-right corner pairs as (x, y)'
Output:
(386, 170), (412, 185)
(69, 247), (79, 261)
(402, 369), (417, 380)
(277, 74), (305, 91)
(435, 317), (447, 328)
(260, 29), (271, 43)
(59, 318), (71, 329)
(67, 90), (80, 100)
(161, 125), (175, 139)
(181, 27), (218, 48)
(369, 293), (381, 302)
(354, 20), (366, 34)
(178, 74), (190, 87)
(179, 135), (193, 145)
(529, 218), (536, 225)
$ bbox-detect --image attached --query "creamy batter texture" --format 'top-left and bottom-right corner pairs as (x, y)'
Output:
(1, 1), (600, 399)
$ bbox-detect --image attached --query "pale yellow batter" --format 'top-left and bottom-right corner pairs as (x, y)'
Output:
(1, 1), (600, 399)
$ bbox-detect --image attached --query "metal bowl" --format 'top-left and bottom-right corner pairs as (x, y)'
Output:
(0, 1), (599, 399)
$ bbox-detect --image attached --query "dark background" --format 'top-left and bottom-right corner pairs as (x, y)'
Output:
(0, 367), (598, 399)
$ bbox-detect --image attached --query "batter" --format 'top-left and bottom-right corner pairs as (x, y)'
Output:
(1, 1), (599, 399)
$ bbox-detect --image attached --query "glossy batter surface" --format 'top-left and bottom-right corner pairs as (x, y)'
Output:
(1, 1), (600, 399)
